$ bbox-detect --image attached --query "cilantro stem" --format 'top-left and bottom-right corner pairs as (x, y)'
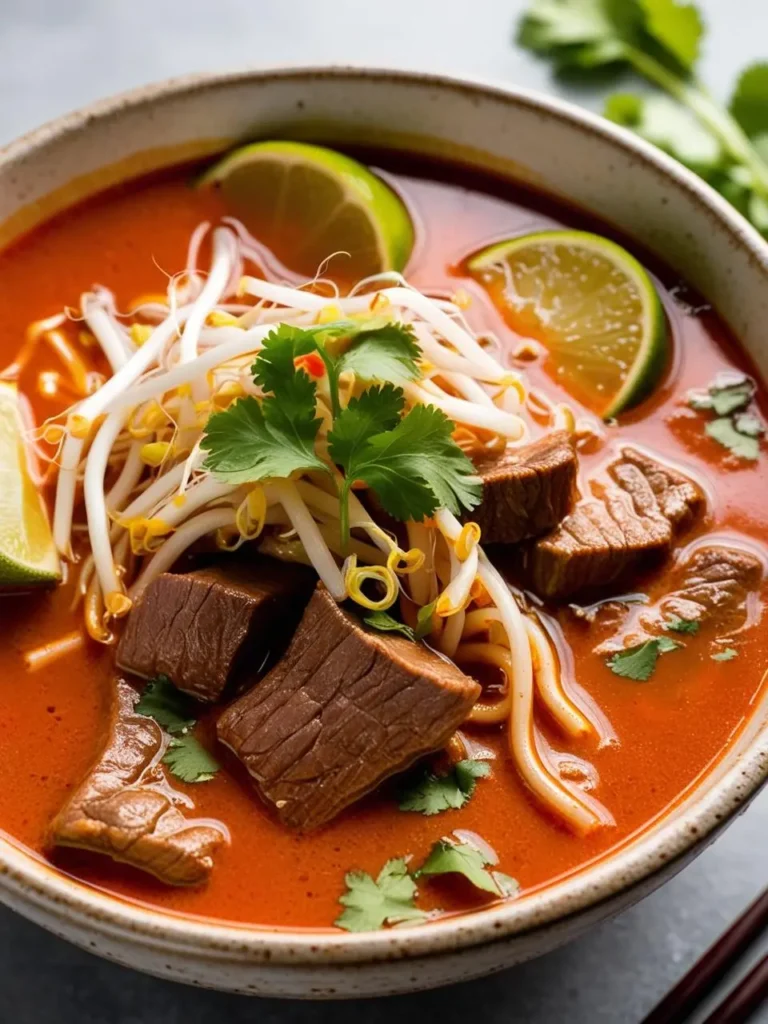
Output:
(623, 44), (768, 201)
(317, 347), (342, 421)
(338, 478), (352, 553)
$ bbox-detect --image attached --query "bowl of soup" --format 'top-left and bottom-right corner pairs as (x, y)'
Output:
(0, 67), (766, 998)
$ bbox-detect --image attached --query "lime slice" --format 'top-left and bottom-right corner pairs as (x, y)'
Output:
(467, 230), (668, 419)
(200, 141), (414, 282)
(0, 382), (60, 587)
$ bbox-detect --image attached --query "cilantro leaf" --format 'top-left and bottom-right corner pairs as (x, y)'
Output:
(399, 759), (491, 816)
(202, 395), (327, 484)
(606, 636), (681, 681)
(162, 735), (220, 784)
(517, 0), (636, 68)
(605, 93), (721, 175)
(418, 839), (504, 896)
(335, 858), (427, 932)
(734, 412), (764, 438)
(712, 647), (738, 662)
(252, 324), (319, 405)
(414, 600), (438, 640)
(135, 676), (196, 735)
(688, 374), (755, 416)
(364, 610), (416, 641)
(337, 323), (422, 384)
(637, 0), (702, 72)
(328, 385), (405, 469)
(730, 63), (768, 140)
(663, 616), (700, 635)
(340, 404), (483, 523)
(494, 873), (522, 898)
(705, 418), (760, 461)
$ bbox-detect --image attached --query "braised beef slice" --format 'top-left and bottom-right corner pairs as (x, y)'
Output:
(656, 545), (762, 630)
(217, 586), (480, 831)
(50, 680), (225, 885)
(522, 447), (704, 599)
(117, 557), (314, 702)
(469, 431), (578, 545)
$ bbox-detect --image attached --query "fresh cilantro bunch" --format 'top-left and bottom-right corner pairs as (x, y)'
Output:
(201, 319), (482, 546)
(518, 0), (768, 236)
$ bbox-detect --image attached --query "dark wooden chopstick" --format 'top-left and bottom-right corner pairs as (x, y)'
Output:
(640, 887), (768, 1024)
(700, 954), (768, 1024)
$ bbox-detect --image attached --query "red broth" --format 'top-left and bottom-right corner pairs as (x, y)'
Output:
(0, 157), (765, 929)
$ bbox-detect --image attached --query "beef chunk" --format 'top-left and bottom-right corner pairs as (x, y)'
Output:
(607, 447), (703, 531)
(657, 545), (763, 630)
(50, 681), (225, 885)
(217, 586), (480, 831)
(522, 448), (704, 599)
(117, 557), (314, 703)
(470, 431), (578, 544)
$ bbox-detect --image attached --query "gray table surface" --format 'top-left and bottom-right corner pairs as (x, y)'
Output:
(1, 0), (767, 1020)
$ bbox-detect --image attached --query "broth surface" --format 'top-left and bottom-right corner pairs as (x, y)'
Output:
(0, 158), (765, 928)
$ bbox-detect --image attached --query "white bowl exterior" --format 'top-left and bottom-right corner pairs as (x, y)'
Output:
(0, 67), (766, 997)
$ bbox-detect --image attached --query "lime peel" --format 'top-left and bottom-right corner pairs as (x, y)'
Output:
(0, 381), (61, 587)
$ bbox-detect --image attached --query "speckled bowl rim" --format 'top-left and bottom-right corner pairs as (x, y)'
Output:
(0, 65), (766, 967)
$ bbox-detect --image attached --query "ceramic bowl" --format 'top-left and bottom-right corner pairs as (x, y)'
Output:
(0, 67), (766, 999)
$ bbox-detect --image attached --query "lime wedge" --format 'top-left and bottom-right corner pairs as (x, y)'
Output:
(200, 141), (414, 282)
(0, 382), (60, 587)
(468, 230), (668, 419)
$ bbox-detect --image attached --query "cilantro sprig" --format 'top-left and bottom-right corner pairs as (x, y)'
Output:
(335, 833), (518, 932)
(606, 635), (681, 681)
(201, 320), (482, 547)
(335, 858), (428, 932)
(517, 0), (768, 237)
(135, 676), (220, 784)
(398, 759), (491, 816)
(686, 373), (763, 462)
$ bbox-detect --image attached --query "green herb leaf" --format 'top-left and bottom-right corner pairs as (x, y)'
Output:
(688, 374), (755, 415)
(494, 872), (522, 898)
(162, 735), (220, 784)
(251, 323), (320, 405)
(414, 600), (438, 640)
(337, 322), (422, 384)
(607, 636), (681, 681)
(711, 647), (738, 662)
(730, 63), (768, 140)
(399, 759), (491, 816)
(705, 417), (760, 461)
(418, 839), (504, 896)
(663, 616), (700, 635)
(337, 404), (483, 524)
(734, 412), (764, 438)
(605, 92), (721, 174)
(364, 610), (416, 641)
(202, 395), (327, 484)
(328, 385), (405, 469)
(636, 0), (703, 72)
(335, 858), (427, 932)
(517, 0), (636, 68)
(135, 676), (197, 735)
